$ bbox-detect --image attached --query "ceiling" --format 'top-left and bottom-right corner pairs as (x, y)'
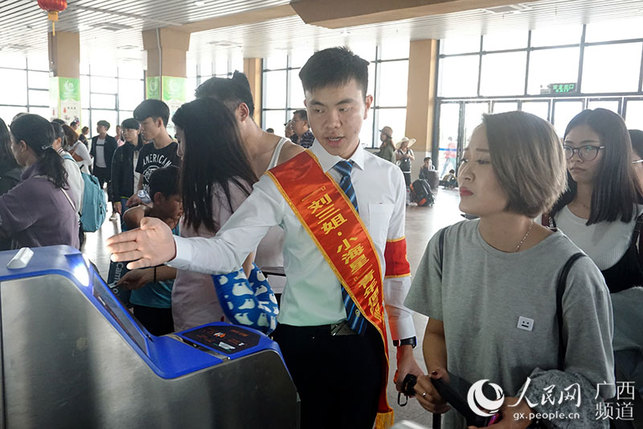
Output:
(1, 0), (643, 68)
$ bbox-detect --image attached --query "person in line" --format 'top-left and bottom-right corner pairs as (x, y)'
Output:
(0, 117), (22, 250)
(111, 118), (145, 223)
(127, 100), (180, 206)
(376, 126), (396, 164)
(65, 124), (92, 174)
(291, 109), (315, 149)
(90, 120), (117, 191)
(406, 111), (614, 428)
(51, 122), (83, 212)
(171, 97), (278, 334)
(80, 126), (89, 148)
(108, 47), (422, 429)
(547, 109), (643, 426)
(178, 71), (302, 329)
(0, 114), (79, 249)
(396, 136), (415, 187)
(118, 166), (182, 336)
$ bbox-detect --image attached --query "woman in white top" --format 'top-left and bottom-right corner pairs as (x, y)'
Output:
(65, 125), (92, 173)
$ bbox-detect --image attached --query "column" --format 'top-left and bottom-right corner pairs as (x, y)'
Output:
(48, 31), (81, 123)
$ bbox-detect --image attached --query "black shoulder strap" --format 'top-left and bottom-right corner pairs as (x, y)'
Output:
(438, 227), (447, 272)
(555, 252), (585, 370)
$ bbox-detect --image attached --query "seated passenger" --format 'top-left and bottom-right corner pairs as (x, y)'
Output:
(439, 169), (457, 189)
(0, 114), (80, 249)
(406, 111), (614, 428)
(117, 166), (182, 336)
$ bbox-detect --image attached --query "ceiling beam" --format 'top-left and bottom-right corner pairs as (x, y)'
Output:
(179, 4), (297, 34)
(290, 0), (542, 29)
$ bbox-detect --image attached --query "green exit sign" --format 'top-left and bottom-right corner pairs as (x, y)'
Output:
(549, 82), (577, 94)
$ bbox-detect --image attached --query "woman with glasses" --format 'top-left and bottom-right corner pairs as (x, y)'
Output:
(406, 111), (613, 428)
(548, 108), (641, 294)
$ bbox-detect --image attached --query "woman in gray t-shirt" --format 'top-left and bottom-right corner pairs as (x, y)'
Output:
(405, 111), (614, 428)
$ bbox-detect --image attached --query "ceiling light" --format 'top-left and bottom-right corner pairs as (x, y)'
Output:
(194, 1), (205, 6)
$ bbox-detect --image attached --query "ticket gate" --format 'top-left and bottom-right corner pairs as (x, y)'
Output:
(0, 246), (299, 428)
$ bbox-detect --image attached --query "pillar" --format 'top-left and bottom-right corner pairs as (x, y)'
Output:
(405, 39), (438, 178)
(48, 31), (81, 123)
(142, 28), (191, 118)
(243, 58), (263, 124)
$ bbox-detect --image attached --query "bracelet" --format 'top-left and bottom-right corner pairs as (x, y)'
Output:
(393, 336), (417, 348)
(153, 266), (157, 283)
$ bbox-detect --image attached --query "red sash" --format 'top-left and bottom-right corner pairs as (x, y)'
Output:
(267, 150), (394, 427)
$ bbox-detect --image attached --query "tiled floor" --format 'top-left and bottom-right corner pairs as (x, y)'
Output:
(84, 188), (465, 428)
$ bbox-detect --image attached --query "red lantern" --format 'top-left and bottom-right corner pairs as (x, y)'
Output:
(37, 0), (67, 36)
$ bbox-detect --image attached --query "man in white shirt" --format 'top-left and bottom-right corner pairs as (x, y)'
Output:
(108, 47), (422, 428)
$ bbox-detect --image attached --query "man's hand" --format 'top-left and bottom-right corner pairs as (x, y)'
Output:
(394, 344), (424, 392)
(117, 269), (153, 290)
(126, 194), (142, 208)
(114, 201), (122, 215)
(414, 369), (451, 414)
(107, 217), (176, 270)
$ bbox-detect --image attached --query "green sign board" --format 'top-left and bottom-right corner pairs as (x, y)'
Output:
(162, 76), (186, 102)
(549, 82), (577, 94)
(146, 76), (161, 100)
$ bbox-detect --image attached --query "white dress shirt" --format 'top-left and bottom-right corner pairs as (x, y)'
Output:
(170, 140), (415, 340)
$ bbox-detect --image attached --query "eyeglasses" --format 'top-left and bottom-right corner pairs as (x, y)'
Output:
(633, 159), (643, 165)
(563, 144), (605, 161)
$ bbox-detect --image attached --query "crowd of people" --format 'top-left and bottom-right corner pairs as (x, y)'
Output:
(0, 46), (641, 428)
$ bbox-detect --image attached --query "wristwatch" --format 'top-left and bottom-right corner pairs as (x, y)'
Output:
(393, 336), (417, 348)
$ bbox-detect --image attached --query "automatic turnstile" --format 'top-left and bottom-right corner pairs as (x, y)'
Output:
(0, 246), (299, 428)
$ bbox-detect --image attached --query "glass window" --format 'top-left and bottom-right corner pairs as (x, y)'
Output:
(290, 49), (314, 68)
(81, 109), (90, 128)
(26, 53), (48, 71)
(377, 61), (408, 107)
(437, 55), (479, 97)
(367, 63), (375, 98)
(375, 108), (406, 147)
(28, 106), (51, 119)
(552, 100), (584, 137)
(288, 70), (305, 109)
(265, 52), (288, 70)
(530, 25), (582, 47)
(379, 40), (409, 60)
(91, 94), (116, 109)
(119, 63), (144, 79)
(0, 52), (26, 68)
(28, 89), (49, 106)
(582, 43), (642, 93)
(80, 62), (90, 75)
(0, 69), (27, 104)
(80, 75), (90, 109)
(625, 100), (643, 130)
(28, 71), (49, 89)
(263, 110), (287, 135)
(263, 70), (287, 109)
(359, 108), (374, 148)
(118, 79), (144, 110)
(479, 52), (527, 96)
(90, 76), (117, 94)
(441, 36), (480, 55)
(521, 101), (550, 121)
(230, 52), (243, 73)
(95, 65), (117, 78)
(119, 111), (134, 123)
(585, 17), (643, 43)
(483, 30), (528, 51)
(463, 102), (490, 144)
(214, 56), (230, 76)
(198, 62), (213, 77)
(492, 101), (518, 113)
(186, 76), (197, 102)
(437, 103), (460, 174)
(0, 106), (22, 123)
(91, 110), (118, 136)
(527, 47), (580, 95)
(587, 99), (620, 113)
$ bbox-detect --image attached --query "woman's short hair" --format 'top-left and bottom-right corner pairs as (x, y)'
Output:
(483, 111), (566, 217)
(551, 109), (637, 224)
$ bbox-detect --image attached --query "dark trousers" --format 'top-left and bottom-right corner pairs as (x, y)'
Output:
(132, 305), (174, 336)
(272, 322), (383, 429)
(93, 166), (112, 201)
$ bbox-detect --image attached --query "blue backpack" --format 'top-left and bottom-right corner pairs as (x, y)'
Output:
(63, 154), (107, 232)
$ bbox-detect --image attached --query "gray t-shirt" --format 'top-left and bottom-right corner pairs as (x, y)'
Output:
(405, 219), (614, 428)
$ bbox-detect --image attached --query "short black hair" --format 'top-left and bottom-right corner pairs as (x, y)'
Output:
(424, 156), (431, 162)
(133, 99), (170, 127)
(293, 109), (308, 121)
(97, 120), (110, 129)
(50, 121), (65, 141)
(149, 166), (180, 198)
(299, 47), (369, 97)
(121, 118), (140, 130)
(195, 70), (255, 116)
(52, 118), (66, 126)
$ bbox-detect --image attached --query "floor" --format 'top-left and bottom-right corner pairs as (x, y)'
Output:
(83, 188), (465, 428)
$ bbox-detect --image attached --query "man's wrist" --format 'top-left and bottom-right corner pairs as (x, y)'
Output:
(393, 336), (417, 348)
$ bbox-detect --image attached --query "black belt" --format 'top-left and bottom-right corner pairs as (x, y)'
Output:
(278, 321), (358, 336)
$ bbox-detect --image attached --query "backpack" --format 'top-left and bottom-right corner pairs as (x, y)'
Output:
(410, 179), (434, 207)
(63, 154), (107, 232)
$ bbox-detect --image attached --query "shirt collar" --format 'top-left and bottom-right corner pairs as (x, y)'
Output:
(310, 139), (365, 173)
